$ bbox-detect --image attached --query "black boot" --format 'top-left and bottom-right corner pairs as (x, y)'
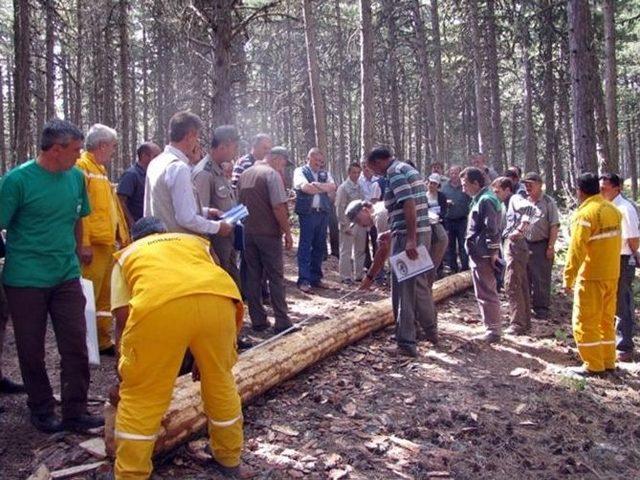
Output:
(0, 377), (26, 394)
(30, 413), (63, 433)
(63, 413), (105, 432)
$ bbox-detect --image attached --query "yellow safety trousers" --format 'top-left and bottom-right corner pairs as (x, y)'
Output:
(571, 277), (617, 372)
(82, 244), (116, 350)
(114, 294), (243, 480)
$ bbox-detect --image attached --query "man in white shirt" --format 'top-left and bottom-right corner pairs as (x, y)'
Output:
(293, 148), (336, 292)
(600, 173), (639, 362)
(143, 111), (232, 238)
(359, 163), (382, 270)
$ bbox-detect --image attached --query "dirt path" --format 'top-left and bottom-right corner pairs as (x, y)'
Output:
(2, 248), (640, 479)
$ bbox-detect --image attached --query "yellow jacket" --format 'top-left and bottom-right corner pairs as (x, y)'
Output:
(76, 151), (130, 247)
(112, 232), (243, 329)
(563, 194), (622, 288)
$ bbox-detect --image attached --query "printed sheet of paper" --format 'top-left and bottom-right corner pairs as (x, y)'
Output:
(221, 204), (249, 224)
(390, 244), (434, 282)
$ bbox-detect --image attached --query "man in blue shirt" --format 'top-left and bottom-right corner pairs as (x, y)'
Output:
(117, 142), (161, 226)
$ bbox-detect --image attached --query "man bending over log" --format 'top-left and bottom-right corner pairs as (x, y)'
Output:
(110, 217), (245, 479)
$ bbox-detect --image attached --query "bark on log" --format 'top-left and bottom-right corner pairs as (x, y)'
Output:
(104, 271), (473, 457)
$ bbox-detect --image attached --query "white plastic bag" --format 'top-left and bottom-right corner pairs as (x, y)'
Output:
(80, 278), (100, 366)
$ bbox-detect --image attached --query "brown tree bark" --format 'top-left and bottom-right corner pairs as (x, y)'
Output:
(13, 0), (31, 164)
(568, 0), (597, 174)
(0, 65), (6, 172)
(302, 0), (328, 156)
(521, 29), (537, 173)
(359, 0), (374, 160)
(334, 0), (347, 168)
(626, 116), (637, 200)
(73, 0), (83, 126)
(44, 0), (56, 120)
(119, 0), (131, 167)
(485, 0), (505, 171)
(467, 0), (492, 162)
(141, 25), (149, 140)
(540, 0), (556, 193)
(430, 0), (445, 166)
(384, 0), (403, 160)
(603, 0), (619, 173)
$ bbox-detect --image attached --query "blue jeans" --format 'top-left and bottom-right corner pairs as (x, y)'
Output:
(297, 211), (328, 286)
(444, 217), (469, 271)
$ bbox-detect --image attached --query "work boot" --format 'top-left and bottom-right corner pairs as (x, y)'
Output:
(30, 413), (63, 433)
(250, 323), (269, 333)
(273, 323), (300, 335)
(473, 332), (501, 344)
(63, 413), (105, 432)
(237, 336), (253, 350)
(617, 350), (633, 363)
(298, 282), (312, 294)
(0, 377), (26, 394)
(418, 329), (439, 346)
(99, 345), (116, 357)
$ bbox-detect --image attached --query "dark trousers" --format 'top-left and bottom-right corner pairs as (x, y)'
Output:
(297, 211), (328, 286)
(444, 218), (469, 272)
(4, 279), (89, 418)
(504, 238), (531, 330)
(364, 226), (378, 269)
(244, 234), (290, 330)
(328, 207), (340, 258)
(616, 255), (636, 353)
(527, 240), (553, 316)
(391, 232), (435, 347)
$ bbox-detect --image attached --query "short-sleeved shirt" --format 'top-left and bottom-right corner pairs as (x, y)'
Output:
(613, 194), (640, 255)
(117, 162), (146, 222)
(525, 194), (560, 242)
(231, 153), (256, 189)
(238, 162), (288, 237)
(0, 160), (90, 287)
(372, 201), (389, 234)
(384, 160), (430, 236)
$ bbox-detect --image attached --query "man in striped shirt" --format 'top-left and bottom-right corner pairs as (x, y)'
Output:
(366, 147), (434, 357)
(230, 134), (272, 189)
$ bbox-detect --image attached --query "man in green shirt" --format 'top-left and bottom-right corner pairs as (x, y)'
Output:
(0, 119), (104, 433)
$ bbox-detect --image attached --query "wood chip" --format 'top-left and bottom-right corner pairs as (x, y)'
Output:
(26, 465), (52, 480)
(50, 461), (106, 479)
(78, 438), (106, 459)
(514, 403), (527, 415)
(271, 425), (299, 437)
(510, 367), (529, 377)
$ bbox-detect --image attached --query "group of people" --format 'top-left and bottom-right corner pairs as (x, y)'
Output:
(0, 109), (637, 479)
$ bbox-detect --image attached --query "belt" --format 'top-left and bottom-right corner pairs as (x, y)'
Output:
(526, 239), (548, 244)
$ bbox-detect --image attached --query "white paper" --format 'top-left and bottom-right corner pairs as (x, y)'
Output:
(221, 204), (249, 225)
(390, 244), (434, 282)
(80, 278), (100, 366)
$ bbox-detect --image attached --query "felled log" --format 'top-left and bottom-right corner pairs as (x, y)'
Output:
(104, 271), (472, 456)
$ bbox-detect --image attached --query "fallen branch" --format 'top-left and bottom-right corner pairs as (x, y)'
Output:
(104, 271), (473, 456)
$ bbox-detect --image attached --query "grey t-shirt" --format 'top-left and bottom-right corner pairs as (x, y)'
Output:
(525, 194), (560, 242)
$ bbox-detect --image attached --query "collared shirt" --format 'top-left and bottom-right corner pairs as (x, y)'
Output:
(192, 154), (237, 214)
(372, 201), (389, 233)
(503, 194), (537, 240)
(144, 145), (220, 235)
(293, 165), (335, 209)
(358, 174), (382, 202)
(117, 162), (146, 221)
(231, 153), (256, 189)
(336, 178), (364, 228)
(612, 193), (640, 256)
(525, 193), (560, 242)
(441, 181), (471, 220)
(384, 159), (430, 236)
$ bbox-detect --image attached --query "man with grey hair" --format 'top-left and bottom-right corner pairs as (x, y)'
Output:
(192, 125), (241, 285)
(231, 133), (273, 189)
(144, 111), (233, 238)
(76, 123), (130, 355)
(238, 146), (294, 333)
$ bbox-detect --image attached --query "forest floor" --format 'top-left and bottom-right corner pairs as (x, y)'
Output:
(2, 242), (640, 479)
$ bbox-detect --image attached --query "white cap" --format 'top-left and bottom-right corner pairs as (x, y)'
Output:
(428, 173), (441, 184)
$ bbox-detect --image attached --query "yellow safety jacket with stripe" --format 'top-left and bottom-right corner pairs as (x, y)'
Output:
(76, 151), (130, 247)
(113, 232), (243, 329)
(563, 194), (622, 288)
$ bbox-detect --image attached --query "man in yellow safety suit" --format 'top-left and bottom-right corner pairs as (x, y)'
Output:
(563, 172), (622, 376)
(76, 124), (130, 355)
(111, 216), (244, 479)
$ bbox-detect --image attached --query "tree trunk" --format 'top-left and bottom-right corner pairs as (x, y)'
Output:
(44, 0), (56, 120)
(13, 0), (31, 164)
(334, 0), (346, 168)
(603, 0), (618, 173)
(591, 52), (610, 173)
(384, 0), (402, 161)
(410, 0), (436, 166)
(141, 25), (149, 140)
(302, 0), (328, 156)
(430, 0), (445, 166)
(484, 0), (505, 171)
(73, 0), (83, 126)
(541, 0), (556, 193)
(509, 103), (518, 167)
(626, 117), (637, 200)
(467, 0), (492, 162)
(104, 272), (475, 457)
(521, 29), (537, 173)
(119, 0), (131, 169)
(359, 0), (374, 160)
(568, 0), (597, 174)
(0, 65), (6, 173)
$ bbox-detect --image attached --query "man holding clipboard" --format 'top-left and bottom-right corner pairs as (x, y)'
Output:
(351, 148), (435, 358)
